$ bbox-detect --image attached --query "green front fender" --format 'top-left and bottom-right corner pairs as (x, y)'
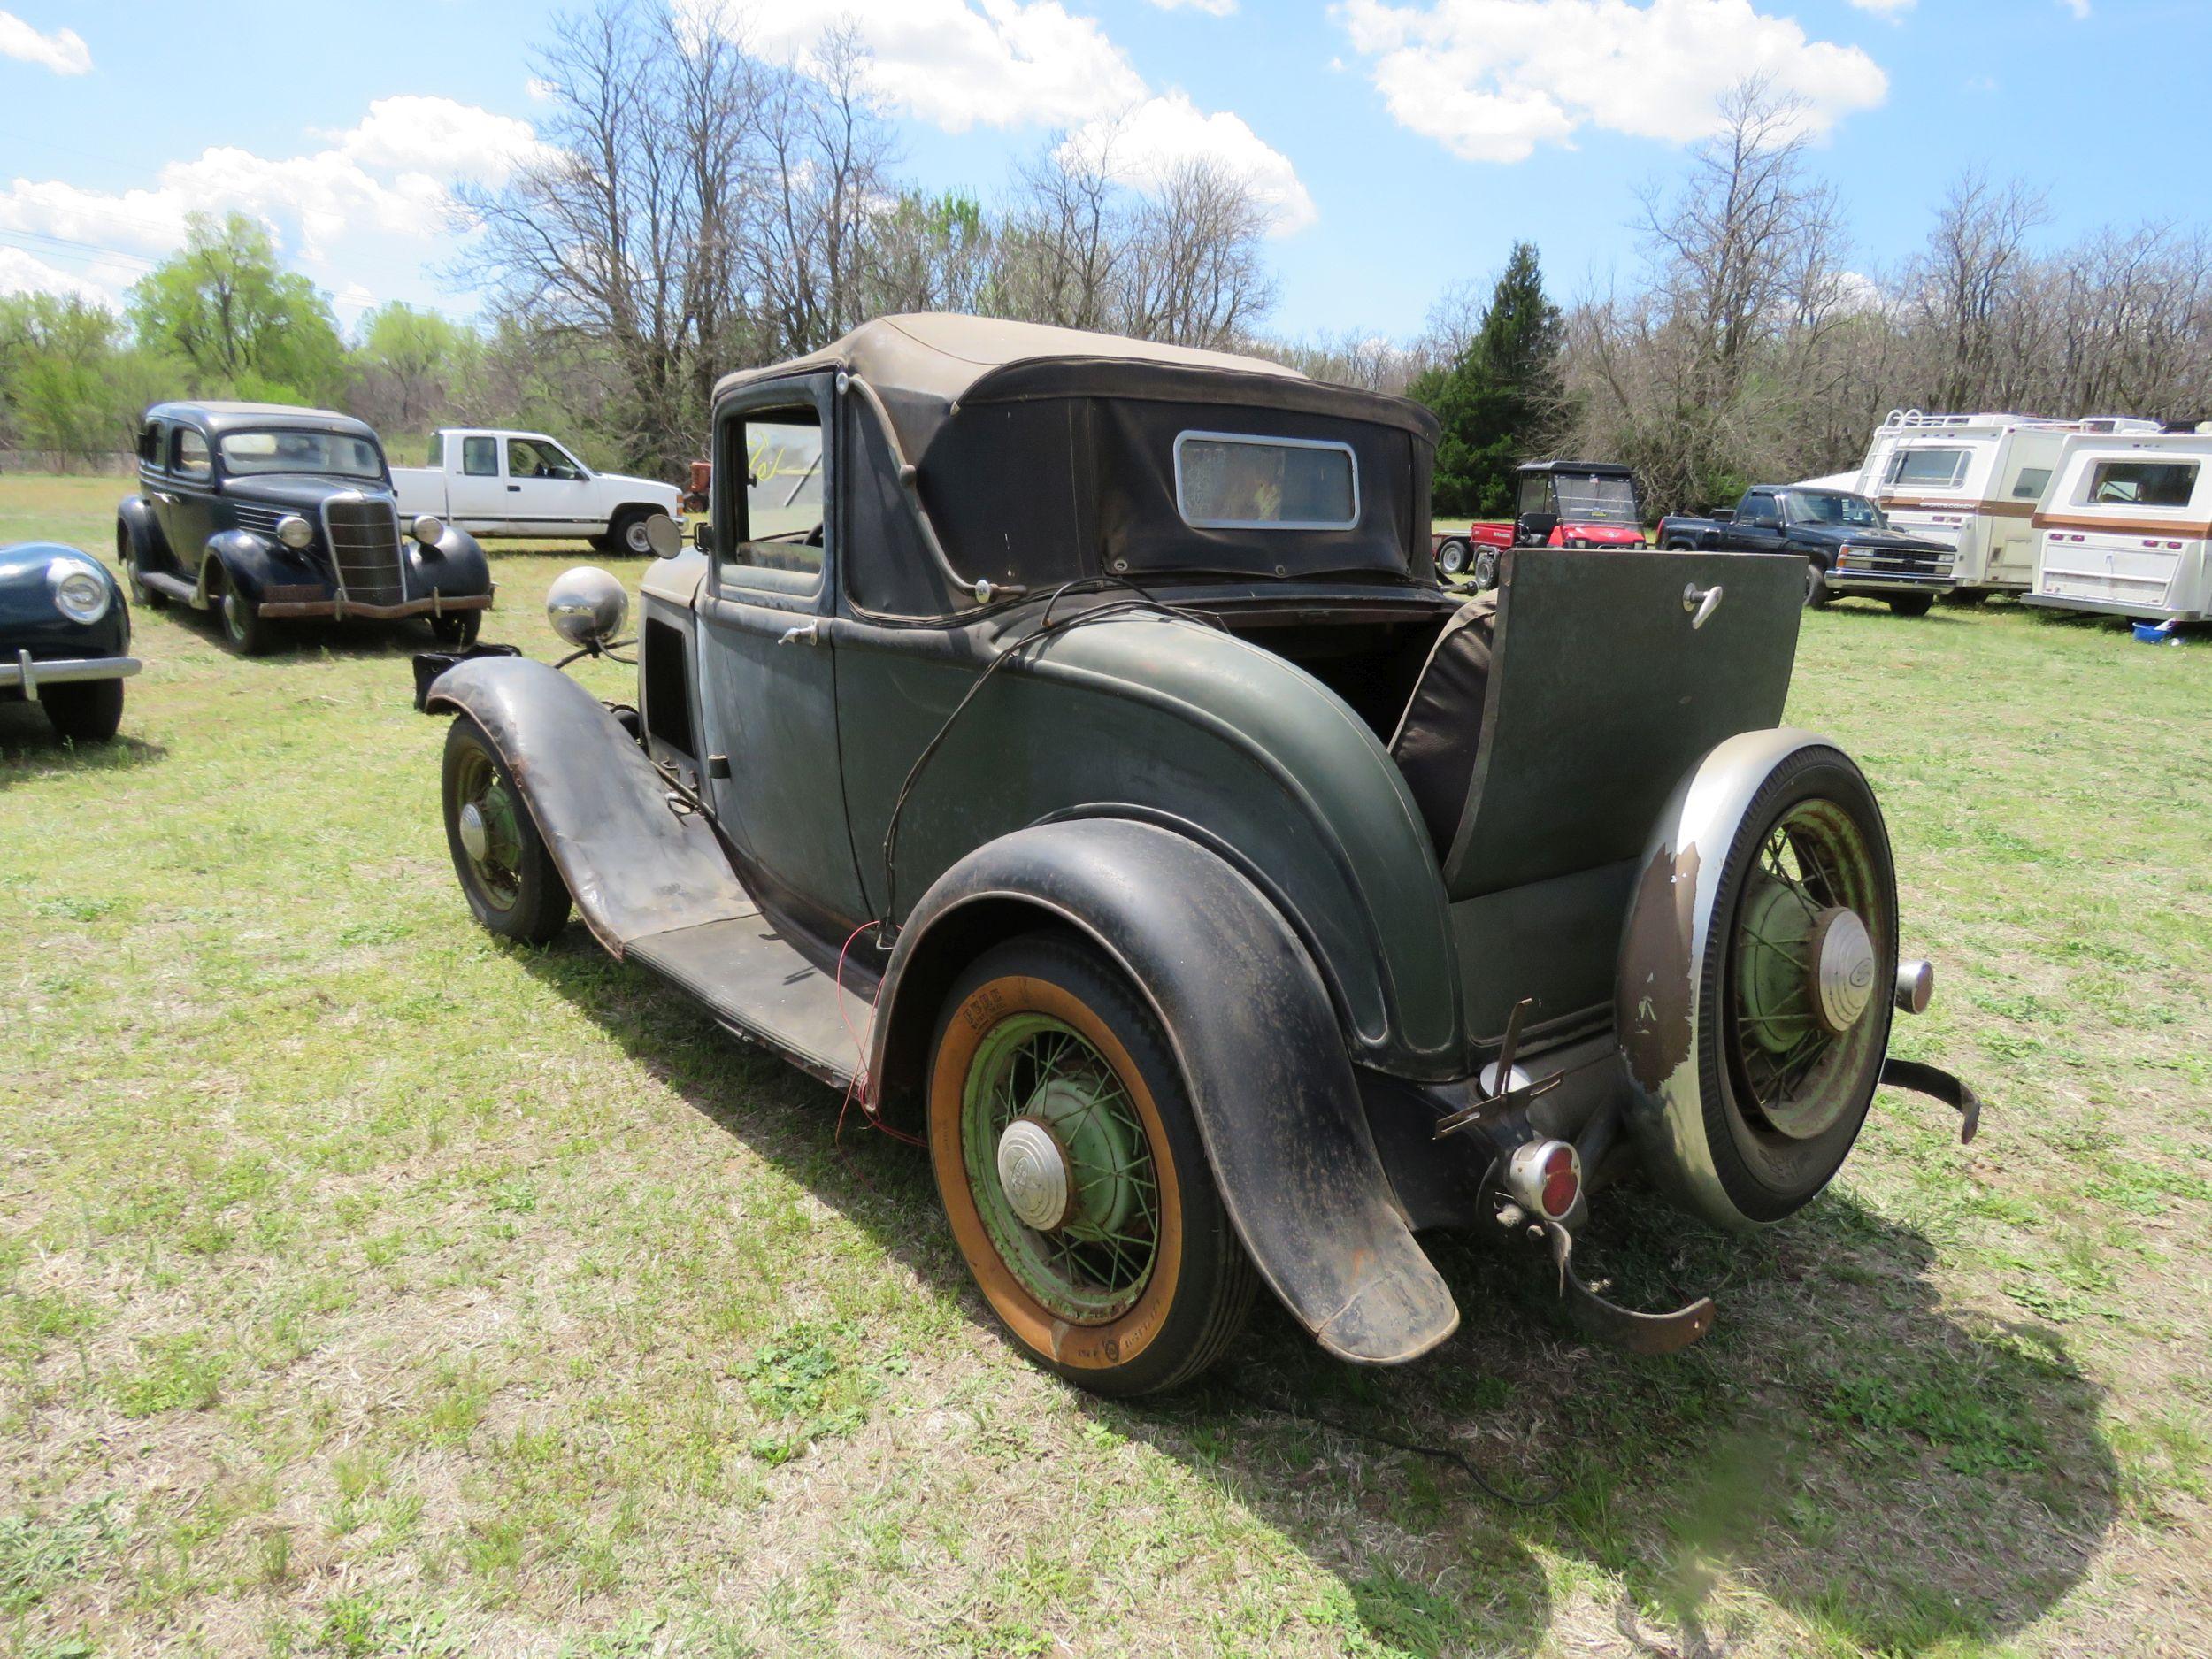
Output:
(837, 613), (1464, 1076)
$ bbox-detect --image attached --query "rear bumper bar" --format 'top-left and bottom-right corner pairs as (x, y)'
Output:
(1, 649), (142, 693)
(257, 591), (494, 621)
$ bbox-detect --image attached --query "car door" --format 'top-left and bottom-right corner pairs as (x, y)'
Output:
(1732, 490), (1788, 554)
(693, 376), (871, 931)
(165, 425), (219, 566)
(443, 434), (507, 530)
(503, 435), (595, 538)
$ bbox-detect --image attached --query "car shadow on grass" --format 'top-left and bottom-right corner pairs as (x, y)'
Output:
(516, 935), (2115, 1659)
(0, 698), (165, 773)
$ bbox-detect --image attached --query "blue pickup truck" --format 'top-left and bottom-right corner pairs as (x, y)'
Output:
(1658, 484), (1956, 615)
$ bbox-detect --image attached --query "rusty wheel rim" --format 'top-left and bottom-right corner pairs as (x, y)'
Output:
(1724, 800), (1885, 1140)
(453, 745), (524, 910)
(960, 1012), (1161, 1325)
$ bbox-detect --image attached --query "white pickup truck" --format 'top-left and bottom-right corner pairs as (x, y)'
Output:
(391, 429), (682, 554)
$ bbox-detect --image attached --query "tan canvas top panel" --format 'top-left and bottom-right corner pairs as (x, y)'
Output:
(710, 313), (1303, 409)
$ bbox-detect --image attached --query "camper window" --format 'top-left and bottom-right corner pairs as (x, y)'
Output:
(2010, 466), (2052, 500)
(2084, 459), (2200, 509)
(1886, 447), (1970, 489)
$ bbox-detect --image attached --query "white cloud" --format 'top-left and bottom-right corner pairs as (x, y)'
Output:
(0, 96), (541, 306)
(686, 0), (1317, 231)
(2058, 0), (2090, 16)
(1336, 0), (1889, 163)
(1148, 0), (1238, 14)
(0, 244), (119, 307)
(1847, 0), (1913, 14)
(525, 75), (559, 103)
(1065, 92), (1317, 233)
(710, 0), (1147, 131)
(0, 9), (89, 75)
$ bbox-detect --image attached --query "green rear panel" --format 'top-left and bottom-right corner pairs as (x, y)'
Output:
(834, 614), (1465, 1075)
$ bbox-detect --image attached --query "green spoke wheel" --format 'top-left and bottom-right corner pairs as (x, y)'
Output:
(961, 1013), (1162, 1325)
(928, 933), (1255, 1397)
(1686, 746), (1897, 1227)
(440, 715), (572, 944)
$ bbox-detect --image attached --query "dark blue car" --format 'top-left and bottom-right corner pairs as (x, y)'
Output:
(0, 541), (137, 742)
(117, 402), (494, 655)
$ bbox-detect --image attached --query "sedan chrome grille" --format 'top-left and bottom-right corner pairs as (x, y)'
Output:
(320, 495), (406, 607)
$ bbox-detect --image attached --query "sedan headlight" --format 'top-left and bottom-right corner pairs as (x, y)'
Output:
(48, 558), (111, 625)
(411, 514), (444, 547)
(277, 514), (314, 549)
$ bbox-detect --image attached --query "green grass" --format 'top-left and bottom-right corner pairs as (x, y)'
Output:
(4, 474), (2209, 1655)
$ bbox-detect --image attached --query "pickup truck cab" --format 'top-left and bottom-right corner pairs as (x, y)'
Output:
(1659, 486), (1955, 615)
(392, 430), (681, 555)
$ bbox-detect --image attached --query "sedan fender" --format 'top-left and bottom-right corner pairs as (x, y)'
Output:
(877, 818), (1460, 1366)
(204, 528), (314, 608)
(116, 495), (168, 567)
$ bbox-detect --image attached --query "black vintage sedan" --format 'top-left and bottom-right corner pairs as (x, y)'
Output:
(117, 402), (494, 655)
(1, 541), (137, 742)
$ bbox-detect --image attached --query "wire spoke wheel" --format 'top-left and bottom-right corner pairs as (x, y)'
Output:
(961, 1013), (1161, 1324)
(451, 744), (525, 911)
(1723, 799), (1885, 1141)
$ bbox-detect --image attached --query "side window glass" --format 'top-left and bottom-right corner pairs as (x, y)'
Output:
(173, 427), (210, 480)
(426, 434), (443, 468)
(137, 424), (162, 465)
(722, 404), (825, 590)
(507, 438), (582, 480)
(462, 436), (497, 476)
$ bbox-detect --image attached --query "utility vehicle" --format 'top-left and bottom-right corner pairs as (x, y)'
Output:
(1432, 460), (1648, 588)
(421, 315), (1975, 1395)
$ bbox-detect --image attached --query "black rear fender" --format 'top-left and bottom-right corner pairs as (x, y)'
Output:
(877, 818), (1460, 1366)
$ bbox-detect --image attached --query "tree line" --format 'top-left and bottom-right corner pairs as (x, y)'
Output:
(4, 22), (2209, 514)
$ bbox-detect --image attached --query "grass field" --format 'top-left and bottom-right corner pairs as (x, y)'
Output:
(4, 472), (2208, 1658)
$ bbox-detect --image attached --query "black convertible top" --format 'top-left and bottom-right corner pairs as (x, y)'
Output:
(714, 315), (1442, 616)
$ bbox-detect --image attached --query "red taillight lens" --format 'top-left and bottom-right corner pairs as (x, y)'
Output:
(1540, 1145), (1580, 1219)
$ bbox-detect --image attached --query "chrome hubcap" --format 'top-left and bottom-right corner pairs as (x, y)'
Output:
(996, 1118), (1072, 1231)
(457, 802), (490, 862)
(1808, 907), (1877, 1034)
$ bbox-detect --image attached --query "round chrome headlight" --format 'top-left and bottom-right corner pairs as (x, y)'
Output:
(49, 558), (111, 625)
(546, 565), (628, 648)
(411, 514), (444, 547)
(277, 514), (314, 550)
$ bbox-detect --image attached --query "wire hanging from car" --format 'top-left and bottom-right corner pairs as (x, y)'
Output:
(874, 575), (1227, 934)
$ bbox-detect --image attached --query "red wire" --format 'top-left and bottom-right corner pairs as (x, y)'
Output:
(833, 921), (923, 1148)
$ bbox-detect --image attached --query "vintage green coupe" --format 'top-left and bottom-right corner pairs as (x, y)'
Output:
(423, 315), (1975, 1396)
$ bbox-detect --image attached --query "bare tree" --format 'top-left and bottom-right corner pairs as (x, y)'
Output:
(1118, 159), (1278, 348)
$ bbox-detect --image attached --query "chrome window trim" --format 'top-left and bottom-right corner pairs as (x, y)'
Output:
(1171, 429), (1361, 532)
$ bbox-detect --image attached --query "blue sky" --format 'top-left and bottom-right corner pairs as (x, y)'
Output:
(1, 1), (2202, 344)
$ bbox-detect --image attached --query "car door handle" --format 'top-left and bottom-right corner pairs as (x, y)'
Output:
(778, 620), (824, 647)
(1683, 582), (1724, 629)
(506, 484), (521, 492)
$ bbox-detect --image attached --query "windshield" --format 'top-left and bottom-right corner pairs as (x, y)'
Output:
(2084, 458), (2200, 508)
(220, 428), (386, 480)
(1549, 472), (1640, 525)
(1786, 490), (1884, 528)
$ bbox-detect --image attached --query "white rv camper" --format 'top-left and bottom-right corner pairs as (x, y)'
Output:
(2026, 432), (2212, 623)
(1852, 411), (2161, 599)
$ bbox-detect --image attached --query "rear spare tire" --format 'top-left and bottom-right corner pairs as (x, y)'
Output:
(1620, 739), (1897, 1229)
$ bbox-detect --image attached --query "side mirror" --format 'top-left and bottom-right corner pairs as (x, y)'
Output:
(645, 513), (682, 558)
(689, 520), (714, 555)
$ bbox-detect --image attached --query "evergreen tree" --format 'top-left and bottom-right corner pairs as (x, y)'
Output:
(1409, 242), (1562, 518)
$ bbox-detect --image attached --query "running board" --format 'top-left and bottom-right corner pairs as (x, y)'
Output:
(626, 917), (873, 1089)
(139, 570), (198, 605)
